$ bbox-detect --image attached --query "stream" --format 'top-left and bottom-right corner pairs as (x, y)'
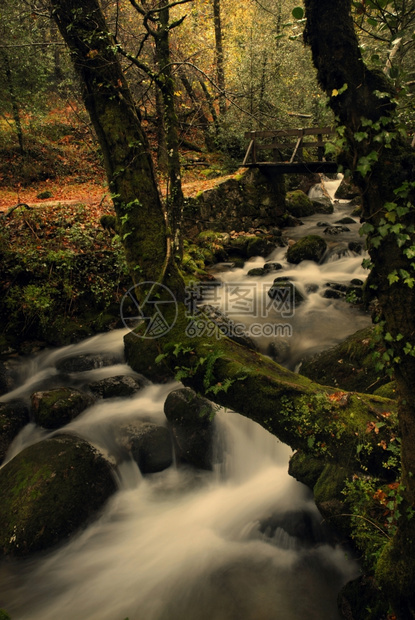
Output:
(0, 176), (370, 620)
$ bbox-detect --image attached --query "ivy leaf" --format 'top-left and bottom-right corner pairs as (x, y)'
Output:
(357, 158), (372, 177)
(385, 211), (397, 223)
(387, 270), (399, 285)
(292, 6), (304, 19)
(359, 222), (374, 236)
(404, 246), (415, 259)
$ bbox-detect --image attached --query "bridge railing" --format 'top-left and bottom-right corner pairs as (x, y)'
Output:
(242, 127), (336, 166)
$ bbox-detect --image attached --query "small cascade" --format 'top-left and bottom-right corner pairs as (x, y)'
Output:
(214, 174), (370, 367)
(0, 375), (359, 620)
(0, 174), (366, 620)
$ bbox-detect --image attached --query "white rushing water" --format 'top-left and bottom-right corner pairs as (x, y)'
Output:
(0, 176), (366, 619)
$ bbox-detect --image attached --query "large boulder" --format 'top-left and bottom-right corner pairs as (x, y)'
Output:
(31, 387), (93, 429)
(0, 434), (116, 556)
(0, 400), (30, 463)
(286, 235), (327, 264)
(164, 388), (217, 470)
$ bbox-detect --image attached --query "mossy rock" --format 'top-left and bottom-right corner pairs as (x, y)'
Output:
(288, 451), (326, 489)
(227, 235), (251, 257)
(31, 387), (94, 429)
(0, 434), (116, 556)
(124, 331), (174, 383)
(246, 236), (275, 258)
(0, 359), (19, 395)
(36, 190), (53, 200)
(313, 463), (350, 506)
(375, 528), (415, 615)
(300, 327), (389, 393)
(0, 400), (30, 463)
(285, 190), (316, 217)
(286, 235), (327, 264)
(373, 381), (397, 399)
(338, 575), (389, 620)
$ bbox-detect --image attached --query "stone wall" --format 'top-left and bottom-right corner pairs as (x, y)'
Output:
(183, 167), (286, 234)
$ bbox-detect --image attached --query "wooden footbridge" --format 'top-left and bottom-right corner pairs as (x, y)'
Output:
(242, 127), (338, 174)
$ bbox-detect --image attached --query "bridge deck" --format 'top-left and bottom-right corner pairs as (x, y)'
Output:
(242, 127), (338, 174)
(244, 161), (339, 174)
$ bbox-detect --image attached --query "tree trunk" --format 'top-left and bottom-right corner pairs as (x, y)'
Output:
(304, 1), (415, 616)
(51, 0), (179, 291)
(213, 0), (226, 116)
(154, 1), (185, 254)
(155, 83), (168, 174)
(1, 50), (24, 155)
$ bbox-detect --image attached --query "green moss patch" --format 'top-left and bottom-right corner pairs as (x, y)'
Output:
(0, 434), (116, 557)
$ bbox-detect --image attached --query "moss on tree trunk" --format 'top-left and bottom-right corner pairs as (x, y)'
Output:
(304, 1), (415, 616)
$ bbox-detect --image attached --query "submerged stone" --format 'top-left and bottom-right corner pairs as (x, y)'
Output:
(268, 279), (306, 307)
(120, 421), (173, 474)
(247, 267), (266, 277)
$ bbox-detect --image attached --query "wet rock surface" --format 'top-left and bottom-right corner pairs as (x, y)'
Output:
(0, 434), (116, 557)
(0, 400), (30, 464)
(164, 388), (217, 470)
(31, 387), (94, 429)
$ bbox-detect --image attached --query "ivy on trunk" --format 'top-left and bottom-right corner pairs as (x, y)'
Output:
(304, 1), (415, 617)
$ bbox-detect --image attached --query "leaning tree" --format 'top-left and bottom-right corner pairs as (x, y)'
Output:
(303, 0), (415, 617)
(50, 0), (414, 616)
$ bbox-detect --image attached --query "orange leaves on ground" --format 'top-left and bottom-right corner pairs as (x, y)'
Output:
(0, 179), (109, 210)
(327, 391), (350, 406)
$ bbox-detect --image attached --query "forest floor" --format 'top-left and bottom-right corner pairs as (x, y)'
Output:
(0, 106), (239, 214)
(0, 106), (242, 351)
